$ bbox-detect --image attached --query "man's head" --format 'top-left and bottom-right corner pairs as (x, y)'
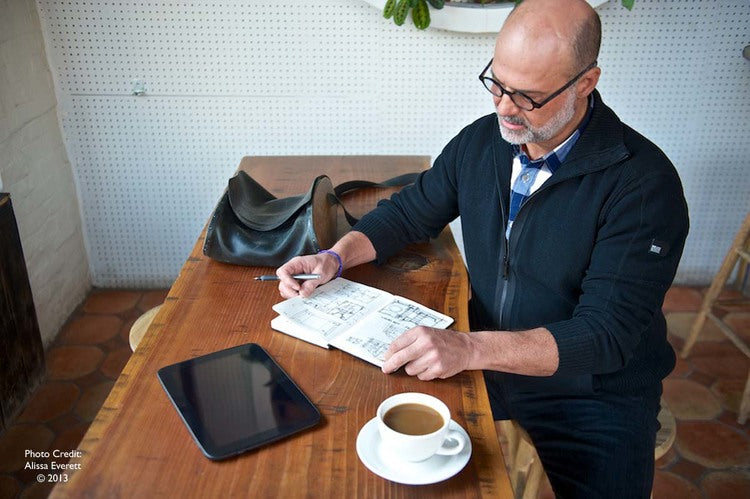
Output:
(490, 0), (601, 155)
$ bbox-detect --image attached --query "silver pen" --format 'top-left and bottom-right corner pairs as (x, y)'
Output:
(253, 274), (321, 281)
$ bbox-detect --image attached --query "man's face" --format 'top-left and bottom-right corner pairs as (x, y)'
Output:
(496, 87), (577, 145)
(490, 27), (585, 150)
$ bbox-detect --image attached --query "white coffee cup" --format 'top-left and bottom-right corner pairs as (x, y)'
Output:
(376, 392), (466, 462)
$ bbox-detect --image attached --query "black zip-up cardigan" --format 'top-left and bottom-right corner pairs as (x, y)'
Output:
(355, 91), (689, 395)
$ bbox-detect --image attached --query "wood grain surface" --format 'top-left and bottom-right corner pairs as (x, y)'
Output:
(52, 156), (511, 498)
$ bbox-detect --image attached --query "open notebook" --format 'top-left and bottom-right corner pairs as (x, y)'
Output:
(271, 278), (453, 367)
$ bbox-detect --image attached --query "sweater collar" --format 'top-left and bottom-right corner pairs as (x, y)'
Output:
(493, 90), (630, 179)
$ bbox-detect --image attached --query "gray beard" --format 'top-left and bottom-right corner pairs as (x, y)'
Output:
(497, 89), (577, 145)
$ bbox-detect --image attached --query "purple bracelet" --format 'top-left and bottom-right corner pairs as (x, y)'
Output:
(318, 249), (343, 278)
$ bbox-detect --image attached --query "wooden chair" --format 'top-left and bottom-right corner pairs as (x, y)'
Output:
(680, 211), (750, 424)
(129, 305), (162, 351)
(496, 399), (676, 499)
(495, 419), (545, 499)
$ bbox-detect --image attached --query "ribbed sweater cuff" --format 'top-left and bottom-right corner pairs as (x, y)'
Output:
(546, 318), (596, 375)
(353, 213), (402, 265)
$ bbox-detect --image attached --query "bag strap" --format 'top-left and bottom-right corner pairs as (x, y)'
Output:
(330, 172), (421, 226)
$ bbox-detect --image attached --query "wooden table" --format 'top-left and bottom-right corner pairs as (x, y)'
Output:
(53, 156), (511, 498)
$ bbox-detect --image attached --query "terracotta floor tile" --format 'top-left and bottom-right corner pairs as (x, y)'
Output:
(100, 347), (132, 379)
(663, 379), (722, 421)
(676, 421), (750, 468)
(100, 333), (127, 355)
(686, 370), (716, 387)
(724, 312), (750, 341)
(71, 370), (108, 390)
(0, 424), (55, 473)
(668, 333), (686, 351)
(687, 340), (748, 359)
(668, 455), (707, 484)
(663, 287), (704, 313)
(82, 290), (140, 314)
(652, 471), (701, 499)
(19, 480), (55, 499)
(46, 413), (84, 434)
(46, 345), (104, 380)
(138, 289), (169, 313)
(655, 446), (678, 469)
(16, 382), (80, 423)
(711, 379), (746, 414)
(51, 422), (90, 453)
(690, 355), (749, 381)
(0, 474), (20, 498)
(667, 312), (725, 342)
(120, 316), (137, 344)
(713, 288), (750, 312)
(670, 355), (693, 377)
(718, 410), (750, 433)
(59, 315), (123, 345)
(74, 381), (115, 422)
(712, 287), (747, 299)
(700, 470), (750, 499)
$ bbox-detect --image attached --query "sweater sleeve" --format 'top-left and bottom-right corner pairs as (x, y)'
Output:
(546, 158), (689, 376)
(353, 131), (464, 264)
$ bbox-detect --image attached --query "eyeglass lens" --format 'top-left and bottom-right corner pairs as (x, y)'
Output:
(481, 78), (535, 111)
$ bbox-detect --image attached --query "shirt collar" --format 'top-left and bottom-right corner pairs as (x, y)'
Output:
(512, 94), (595, 173)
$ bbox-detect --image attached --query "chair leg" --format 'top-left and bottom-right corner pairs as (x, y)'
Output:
(514, 437), (539, 499)
(522, 456), (545, 499)
(681, 213), (750, 358)
(499, 420), (521, 463)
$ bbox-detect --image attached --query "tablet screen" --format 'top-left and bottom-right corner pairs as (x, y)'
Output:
(157, 343), (320, 460)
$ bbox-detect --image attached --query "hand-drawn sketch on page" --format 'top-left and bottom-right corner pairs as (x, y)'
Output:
(273, 279), (391, 342)
(272, 279), (453, 366)
(329, 297), (454, 367)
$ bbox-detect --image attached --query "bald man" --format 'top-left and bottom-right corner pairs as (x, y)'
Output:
(278, 0), (689, 496)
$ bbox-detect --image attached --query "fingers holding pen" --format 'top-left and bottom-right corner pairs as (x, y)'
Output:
(276, 257), (304, 297)
(276, 254), (337, 298)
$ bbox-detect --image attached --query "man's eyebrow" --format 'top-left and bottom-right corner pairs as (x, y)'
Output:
(489, 68), (543, 97)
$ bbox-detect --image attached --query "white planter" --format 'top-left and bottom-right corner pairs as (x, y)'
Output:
(364, 1), (608, 33)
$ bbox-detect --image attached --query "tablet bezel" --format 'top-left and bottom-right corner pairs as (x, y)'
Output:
(157, 343), (321, 460)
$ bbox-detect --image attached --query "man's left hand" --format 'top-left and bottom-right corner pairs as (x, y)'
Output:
(382, 326), (474, 380)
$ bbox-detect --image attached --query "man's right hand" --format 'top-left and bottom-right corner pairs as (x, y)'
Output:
(276, 252), (339, 298)
(275, 230), (378, 299)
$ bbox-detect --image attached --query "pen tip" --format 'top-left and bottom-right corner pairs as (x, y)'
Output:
(253, 276), (261, 280)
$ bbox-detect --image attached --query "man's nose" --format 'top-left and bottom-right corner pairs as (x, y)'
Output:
(494, 93), (519, 116)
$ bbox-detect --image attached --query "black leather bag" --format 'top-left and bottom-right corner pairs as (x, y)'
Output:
(202, 170), (419, 267)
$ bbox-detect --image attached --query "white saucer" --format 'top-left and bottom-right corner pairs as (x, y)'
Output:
(356, 417), (472, 485)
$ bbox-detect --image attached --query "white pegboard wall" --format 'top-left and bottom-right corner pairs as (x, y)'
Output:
(35, 0), (750, 287)
(38, 0), (496, 287)
(596, 0), (750, 285)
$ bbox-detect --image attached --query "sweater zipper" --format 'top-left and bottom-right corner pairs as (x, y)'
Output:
(498, 236), (510, 328)
(498, 182), (548, 327)
(498, 185), (510, 327)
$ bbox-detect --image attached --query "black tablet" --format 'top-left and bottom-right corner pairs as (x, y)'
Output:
(157, 343), (321, 460)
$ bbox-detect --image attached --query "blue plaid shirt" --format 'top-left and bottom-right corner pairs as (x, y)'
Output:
(506, 98), (594, 239)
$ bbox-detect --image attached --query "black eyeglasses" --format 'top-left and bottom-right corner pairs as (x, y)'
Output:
(478, 59), (597, 111)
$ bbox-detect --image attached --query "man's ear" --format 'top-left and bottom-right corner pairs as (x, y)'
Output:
(577, 66), (601, 99)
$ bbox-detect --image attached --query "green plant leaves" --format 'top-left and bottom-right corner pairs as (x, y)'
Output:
(383, 0), (397, 18)
(413, 0), (431, 30)
(393, 0), (410, 26)
(383, 0), (635, 31)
